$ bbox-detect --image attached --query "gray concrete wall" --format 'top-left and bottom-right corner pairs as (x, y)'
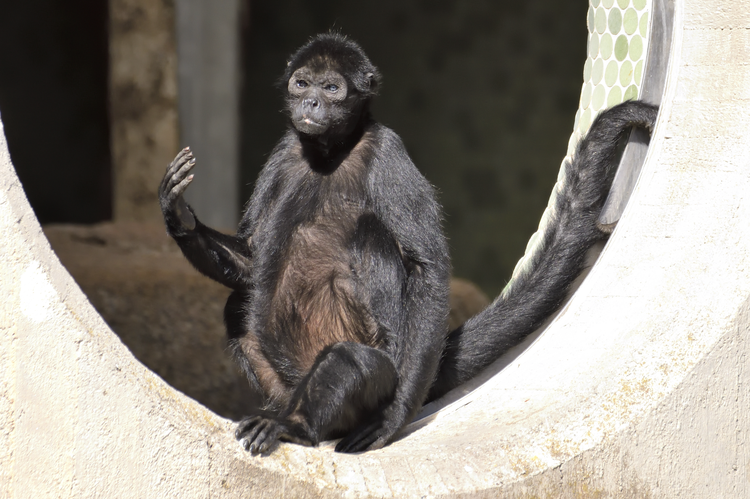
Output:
(3, 0), (750, 497)
(175, 0), (241, 228)
(109, 0), (179, 223)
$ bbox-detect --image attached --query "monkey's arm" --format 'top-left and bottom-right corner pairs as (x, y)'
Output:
(337, 128), (451, 452)
(159, 147), (253, 290)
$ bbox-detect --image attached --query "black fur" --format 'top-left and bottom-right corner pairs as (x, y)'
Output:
(158, 33), (658, 454)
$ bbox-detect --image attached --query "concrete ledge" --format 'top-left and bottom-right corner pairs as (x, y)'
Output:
(3, 0), (750, 496)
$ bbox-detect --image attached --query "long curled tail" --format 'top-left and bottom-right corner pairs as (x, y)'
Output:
(429, 100), (659, 401)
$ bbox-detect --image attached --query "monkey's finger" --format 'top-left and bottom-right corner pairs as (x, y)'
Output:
(345, 431), (381, 453)
(363, 435), (388, 452)
(246, 420), (272, 454)
(239, 428), (264, 452)
(160, 158), (195, 198)
(160, 154), (184, 196)
(166, 147), (192, 176)
(256, 425), (282, 454)
(240, 438), (251, 452)
(165, 158), (196, 191)
(238, 421), (263, 443)
(165, 175), (194, 206)
(164, 152), (195, 189)
(348, 422), (388, 452)
(335, 420), (381, 453)
(251, 420), (281, 455)
(169, 147), (190, 167)
(235, 415), (263, 439)
(163, 152), (192, 192)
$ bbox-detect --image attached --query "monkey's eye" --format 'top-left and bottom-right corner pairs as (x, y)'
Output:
(296, 80), (308, 88)
(324, 84), (339, 92)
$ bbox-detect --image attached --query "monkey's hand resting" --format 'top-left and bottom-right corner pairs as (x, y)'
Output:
(235, 413), (315, 456)
(159, 147), (197, 233)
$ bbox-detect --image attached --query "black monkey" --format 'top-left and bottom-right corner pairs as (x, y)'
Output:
(161, 33), (451, 454)
(159, 33), (658, 453)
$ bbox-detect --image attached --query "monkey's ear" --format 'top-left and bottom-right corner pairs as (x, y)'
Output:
(365, 72), (378, 93)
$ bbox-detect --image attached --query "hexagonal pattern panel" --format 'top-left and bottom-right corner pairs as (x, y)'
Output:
(505, 0), (652, 290)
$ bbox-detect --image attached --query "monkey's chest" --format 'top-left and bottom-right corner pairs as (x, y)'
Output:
(267, 208), (378, 372)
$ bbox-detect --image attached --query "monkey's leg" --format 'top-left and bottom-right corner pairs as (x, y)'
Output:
(224, 291), (264, 399)
(235, 342), (397, 455)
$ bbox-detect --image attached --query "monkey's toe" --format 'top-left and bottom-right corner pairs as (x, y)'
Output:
(336, 419), (388, 453)
(235, 416), (284, 455)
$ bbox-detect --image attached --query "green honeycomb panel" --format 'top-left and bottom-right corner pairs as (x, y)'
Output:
(630, 34), (644, 59)
(608, 9), (622, 33)
(595, 8), (607, 33)
(605, 60), (619, 86)
(570, 0), (652, 150)
(600, 33), (613, 58)
(624, 8), (639, 34)
(619, 60), (633, 86)
(640, 12), (649, 36)
(504, 0), (653, 293)
(592, 58), (604, 84)
(607, 85), (623, 107)
(615, 35), (629, 61)
(590, 32), (600, 57)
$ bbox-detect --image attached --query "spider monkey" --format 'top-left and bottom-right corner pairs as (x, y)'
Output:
(159, 33), (658, 454)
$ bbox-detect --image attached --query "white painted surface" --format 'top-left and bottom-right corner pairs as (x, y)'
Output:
(20, 262), (57, 324)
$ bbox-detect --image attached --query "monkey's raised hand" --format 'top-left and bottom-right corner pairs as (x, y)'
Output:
(159, 147), (197, 233)
(158, 147), (254, 289)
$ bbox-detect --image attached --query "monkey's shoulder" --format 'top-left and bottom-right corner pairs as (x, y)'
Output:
(360, 123), (433, 184)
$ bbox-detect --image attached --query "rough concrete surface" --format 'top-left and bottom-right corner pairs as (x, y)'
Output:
(3, 0), (750, 496)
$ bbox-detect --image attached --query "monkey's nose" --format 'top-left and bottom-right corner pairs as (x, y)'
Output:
(304, 98), (319, 108)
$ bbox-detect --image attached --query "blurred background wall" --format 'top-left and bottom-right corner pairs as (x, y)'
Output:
(0, 0), (111, 224)
(0, 0), (586, 297)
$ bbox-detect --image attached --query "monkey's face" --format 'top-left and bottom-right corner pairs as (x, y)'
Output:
(287, 66), (358, 137)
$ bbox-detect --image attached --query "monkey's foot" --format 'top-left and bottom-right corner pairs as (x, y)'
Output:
(235, 415), (314, 455)
(335, 419), (391, 453)
(235, 415), (283, 455)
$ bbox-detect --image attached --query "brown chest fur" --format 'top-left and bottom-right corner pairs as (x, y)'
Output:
(265, 138), (381, 379)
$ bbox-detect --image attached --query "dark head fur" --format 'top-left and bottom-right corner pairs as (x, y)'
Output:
(281, 33), (381, 97)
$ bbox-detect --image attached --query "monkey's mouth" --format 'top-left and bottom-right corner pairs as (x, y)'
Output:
(293, 117), (329, 135)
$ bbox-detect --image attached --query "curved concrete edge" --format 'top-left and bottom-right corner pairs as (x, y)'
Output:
(0, 126), (219, 494)
(4, 0), (750, 496)
(0, 124), (351, 496)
